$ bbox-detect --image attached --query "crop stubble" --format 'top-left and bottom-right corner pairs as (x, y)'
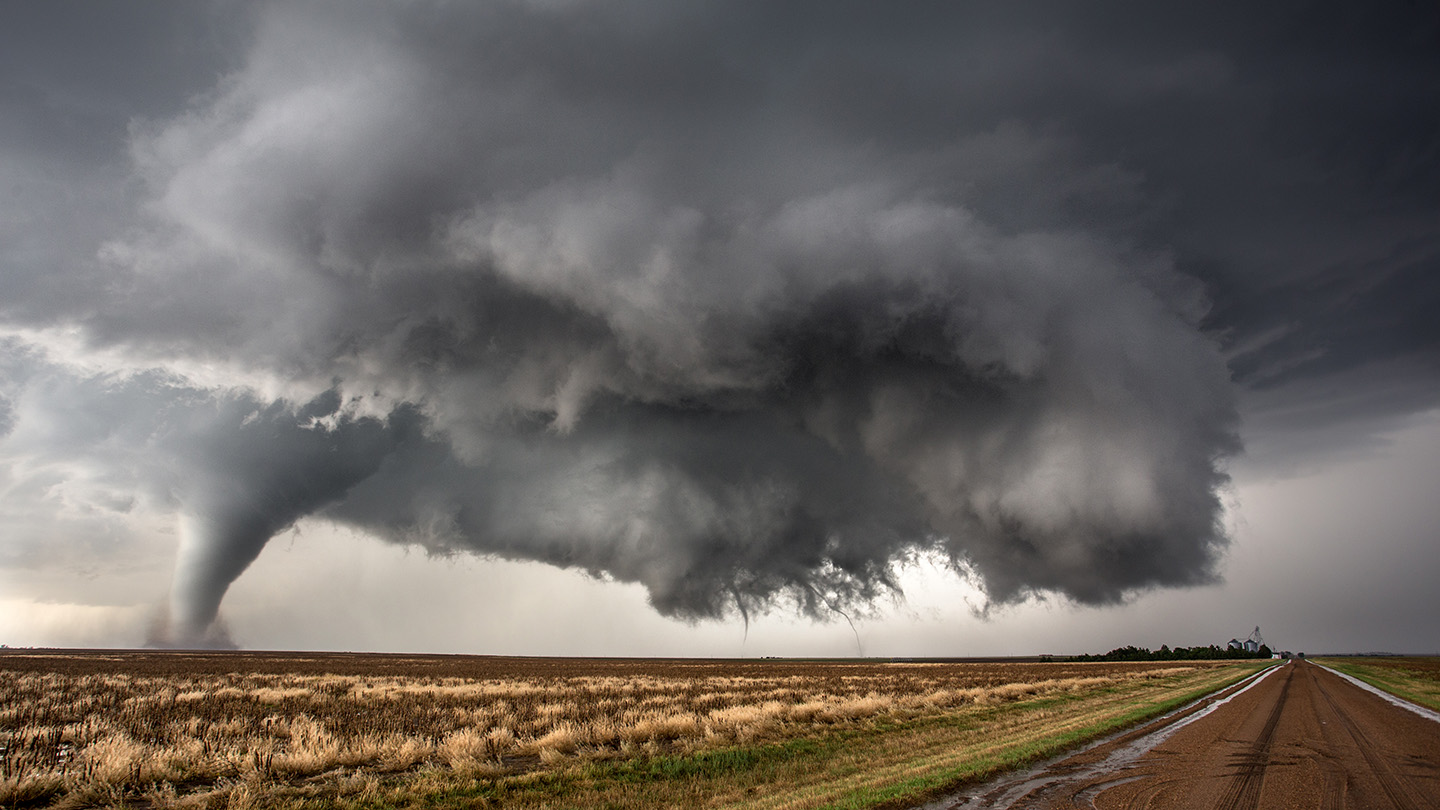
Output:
(2, 650), (1252, 808)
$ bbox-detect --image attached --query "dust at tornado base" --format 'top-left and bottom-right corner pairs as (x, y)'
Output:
(934, 659), (1440, 809)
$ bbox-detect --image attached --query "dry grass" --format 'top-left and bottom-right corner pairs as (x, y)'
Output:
(0, 650), (1244, 808)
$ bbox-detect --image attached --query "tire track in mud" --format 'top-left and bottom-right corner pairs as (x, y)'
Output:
(1213, 663), (1292, 810)
(1308, 663), (1432, 810)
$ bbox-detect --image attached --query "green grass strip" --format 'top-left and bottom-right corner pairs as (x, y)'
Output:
(1315, 657), (1440, 711)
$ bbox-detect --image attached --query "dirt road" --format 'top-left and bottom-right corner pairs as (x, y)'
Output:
(928, 660), (1440, 809)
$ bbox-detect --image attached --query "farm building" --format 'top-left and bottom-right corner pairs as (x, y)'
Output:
(1227, 627), (1266, 654)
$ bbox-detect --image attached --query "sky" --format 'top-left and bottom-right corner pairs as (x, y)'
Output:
(1, 1), (1437, 657)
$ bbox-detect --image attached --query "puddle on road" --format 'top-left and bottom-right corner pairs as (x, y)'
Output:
(915, 663), (1288, 810)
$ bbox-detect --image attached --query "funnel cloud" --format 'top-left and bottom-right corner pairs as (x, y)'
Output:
(2, 2), (1436, 649)
(161, 391), (407, 645)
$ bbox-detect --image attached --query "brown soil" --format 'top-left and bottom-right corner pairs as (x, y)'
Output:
(937, 660), (1440, 809)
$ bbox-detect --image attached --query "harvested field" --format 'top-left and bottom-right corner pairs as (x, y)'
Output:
(0, 650), (1265, 809)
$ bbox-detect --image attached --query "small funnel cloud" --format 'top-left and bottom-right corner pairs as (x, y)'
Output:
(5, 1), (1440, 657)
(5, 3), (1263, 644)
(153, 390), (406, 647)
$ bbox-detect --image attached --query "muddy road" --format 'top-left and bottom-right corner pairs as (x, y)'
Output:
(926, 659), (1440, 809)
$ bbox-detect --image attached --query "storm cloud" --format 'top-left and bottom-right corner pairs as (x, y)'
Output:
(2, 2), (1436, 646)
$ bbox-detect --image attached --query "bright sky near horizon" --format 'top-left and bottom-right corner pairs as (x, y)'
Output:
(1, 2), (1437, 656)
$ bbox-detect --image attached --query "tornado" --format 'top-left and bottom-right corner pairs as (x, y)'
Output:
(155, 392), (405, 647)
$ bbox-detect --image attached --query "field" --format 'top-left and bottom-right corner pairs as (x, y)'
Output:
(1314, 656), (1440, 711)
(0, 650), (1269, 809)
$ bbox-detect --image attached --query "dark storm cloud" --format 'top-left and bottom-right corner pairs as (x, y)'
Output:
(0, 1), (1435, 641)
(1062, 7), (1440, 394)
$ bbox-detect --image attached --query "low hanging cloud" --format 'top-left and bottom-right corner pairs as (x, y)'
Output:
(0, 0), (1319, 646)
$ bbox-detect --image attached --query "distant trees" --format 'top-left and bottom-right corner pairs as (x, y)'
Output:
(1069, 644), (1273, 662)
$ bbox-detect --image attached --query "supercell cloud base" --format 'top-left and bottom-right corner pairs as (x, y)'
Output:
(0, 2), (1437, 655)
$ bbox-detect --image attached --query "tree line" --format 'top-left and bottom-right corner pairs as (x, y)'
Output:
(1056, 644), (1273, 662)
